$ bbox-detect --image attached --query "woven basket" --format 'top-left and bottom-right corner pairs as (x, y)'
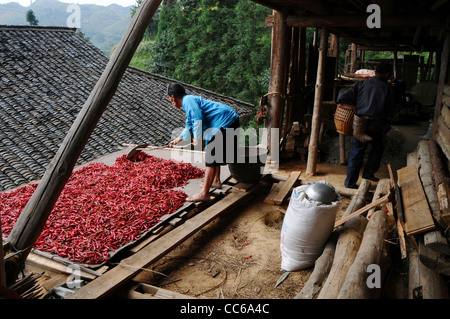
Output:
(334, 104), (355, 136)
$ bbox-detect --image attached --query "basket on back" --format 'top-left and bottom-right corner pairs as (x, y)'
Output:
(334, 104), (355, 136)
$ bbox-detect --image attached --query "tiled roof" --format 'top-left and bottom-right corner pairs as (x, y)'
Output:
(0, 25), (255, 192)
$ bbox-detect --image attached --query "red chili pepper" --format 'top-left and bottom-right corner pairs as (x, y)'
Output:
(0, 152), (204, 264)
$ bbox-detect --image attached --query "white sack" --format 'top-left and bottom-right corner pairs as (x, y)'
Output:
(280, 181), (341, 271)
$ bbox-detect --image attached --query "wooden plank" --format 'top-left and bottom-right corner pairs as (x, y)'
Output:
(433, 32), (450, 139)
(67, 185), (263, 299)
(397, 165), (435, 236)
(271, 171), (301, 205)
(334, 194), (390, 229)
(232, 182), (254, 192)
(125, 283), (194, 299)
(264, 181), (284, 204)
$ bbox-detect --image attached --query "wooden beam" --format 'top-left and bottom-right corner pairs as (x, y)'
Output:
(397, 165), (435, 236)
(334, 194), (390, 229)
(266, 9), (289, 156)
(264, 171), (301, 205)
(67, 186), (264, 299)
(350, 43), (357, 74)
(286, 14), (443, 28)
(294, 0), (330, 15)
(7, 0), (163, 259)
(306, 27), (328, 175)
(433, 32), (450, 139)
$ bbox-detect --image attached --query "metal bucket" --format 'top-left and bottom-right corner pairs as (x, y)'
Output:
(228, 146), (267, 184)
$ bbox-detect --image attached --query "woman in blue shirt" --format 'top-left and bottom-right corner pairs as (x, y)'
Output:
(167, 83), (240, 201)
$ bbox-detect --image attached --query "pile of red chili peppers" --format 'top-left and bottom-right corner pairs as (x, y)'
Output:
(0, 152), (204, 265)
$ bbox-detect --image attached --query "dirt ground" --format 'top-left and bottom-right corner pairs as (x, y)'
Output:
(132, 121), (429, 299)
(132, 162), (364, 299)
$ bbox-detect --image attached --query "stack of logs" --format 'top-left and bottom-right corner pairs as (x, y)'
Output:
(407, 139), (450, 299)
(295, 139), (450, 299)
(295, 179), (393, 299)
(435, 84), (450, 162)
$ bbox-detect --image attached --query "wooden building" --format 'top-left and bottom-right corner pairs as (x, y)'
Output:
(2, 0), (450, 301)
(253, 0), (450, 175)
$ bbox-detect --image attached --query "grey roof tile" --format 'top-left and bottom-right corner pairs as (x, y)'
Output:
(0, 25), (254, 192)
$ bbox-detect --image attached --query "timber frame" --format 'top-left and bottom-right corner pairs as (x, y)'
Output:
(257, 0), (450, 175)
(3, 0), (450, 299)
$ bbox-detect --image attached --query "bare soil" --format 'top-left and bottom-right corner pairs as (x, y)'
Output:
(134, 162), (354, 299)
(133, 122), (428, 299)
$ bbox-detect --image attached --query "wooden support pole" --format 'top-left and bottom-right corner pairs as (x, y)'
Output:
(334, 194), (390, 229)
(342, 179), (371, 218)
(350, 43), (357, 74)
(266, 9), (289, 156)
(283, 27), (299, 138)
(7, 0), (163, 259)
(306, 27), (328, 175)
(298, 27), (306, 89)
(433, 32), (450, 139)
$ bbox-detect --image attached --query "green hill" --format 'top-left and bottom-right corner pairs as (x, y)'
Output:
(0, 0), (132, 55)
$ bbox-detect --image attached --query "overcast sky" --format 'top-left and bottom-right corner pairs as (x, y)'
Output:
(0, 0), (137, 7)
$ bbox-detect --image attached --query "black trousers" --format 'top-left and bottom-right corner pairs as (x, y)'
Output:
(205, 118), (240, 167)
(345, 130), (383, 188)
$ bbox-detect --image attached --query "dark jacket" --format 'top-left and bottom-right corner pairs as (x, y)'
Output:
(337, 76), (395, 133)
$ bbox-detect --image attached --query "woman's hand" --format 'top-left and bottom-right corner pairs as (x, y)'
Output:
(169, 137), (183, 148)
(192, 138), (199, 146)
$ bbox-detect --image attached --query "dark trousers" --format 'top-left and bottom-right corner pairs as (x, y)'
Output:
(345, 131), (384, 188)
(205, 118), (240, 167)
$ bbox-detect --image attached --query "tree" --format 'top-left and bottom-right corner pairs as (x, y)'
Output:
(26, 9), (39, 26)
(150, 0), (271, 104)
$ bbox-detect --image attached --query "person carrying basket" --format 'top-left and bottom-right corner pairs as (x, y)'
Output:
(337, 62), (395, 189)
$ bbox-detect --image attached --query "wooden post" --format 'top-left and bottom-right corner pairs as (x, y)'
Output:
(433, 32), (450, 139)
(393, 51), (398, 79)
(7, 0), (163, 259)
(298, 28), (306, 89)
(283, 27), (299, 138)
(295, 27), (307, 122)
(306, 27), (328, 175)
(265, 9), (289, 157)
(350, 43), (357, 74)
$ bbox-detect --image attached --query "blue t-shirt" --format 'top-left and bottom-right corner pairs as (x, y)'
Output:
(179, 95), (239, 143)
